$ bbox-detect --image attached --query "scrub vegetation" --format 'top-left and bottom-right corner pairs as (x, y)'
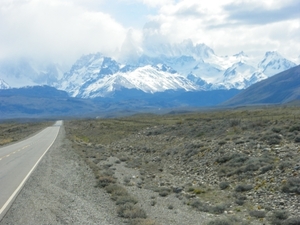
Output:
(65, 105), (300, 224)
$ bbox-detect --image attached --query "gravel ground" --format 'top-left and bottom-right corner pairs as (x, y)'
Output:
(0, 126), (124, 225)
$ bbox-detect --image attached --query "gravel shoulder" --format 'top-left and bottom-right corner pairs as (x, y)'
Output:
(0, 126), (124, 225)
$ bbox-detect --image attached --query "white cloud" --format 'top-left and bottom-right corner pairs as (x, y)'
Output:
(141, 0), (300, 60)
(0, 0), (299, 67)
(0, 0), (126, 64)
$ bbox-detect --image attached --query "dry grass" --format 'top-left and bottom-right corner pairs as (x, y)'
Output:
(0, 121), (53, 146)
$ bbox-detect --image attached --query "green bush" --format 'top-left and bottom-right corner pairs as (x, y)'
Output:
(117, 203), (147, 219)
(97, 176), (115, 187)
(284, 217), (300, 225)
(116, 196), (138, 205)
(190, 200), (226, 214)
(279, 161), (292, 170)
(157, 187), (171, 197)
(289, 125), (300, 132)
(219, 181), (230, 190)
(249, 210), (266, 218)
(282, 178), (300, 194)
(270, 210), (289, 225)
(235, 184), (253, 192)
(260, 165), (273, 174)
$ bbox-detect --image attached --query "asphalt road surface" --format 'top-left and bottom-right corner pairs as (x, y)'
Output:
(0, 120), (62, 220)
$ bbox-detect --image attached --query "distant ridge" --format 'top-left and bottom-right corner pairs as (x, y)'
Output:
(222, 65), (300, 106)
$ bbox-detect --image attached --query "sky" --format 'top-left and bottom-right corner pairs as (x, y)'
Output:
(0, 0), (299, 65)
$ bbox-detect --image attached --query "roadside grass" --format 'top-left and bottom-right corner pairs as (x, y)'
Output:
(0, 121), (53, 146)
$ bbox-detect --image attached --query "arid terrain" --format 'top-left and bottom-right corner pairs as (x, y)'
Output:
(1, 106), (300, 225)
(65, 106), (300, 225)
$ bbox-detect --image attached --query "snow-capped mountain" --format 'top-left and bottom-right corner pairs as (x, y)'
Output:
(214, 62), (264, 90)
(258, 51), (297, 76)
(58, 53), (199, 98)
(1, 40), (297, 98)
(56, 41), (297, 98)
(0, 79), (10, 89)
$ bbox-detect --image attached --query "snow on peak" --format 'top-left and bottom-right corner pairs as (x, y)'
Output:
(78, 65), (199, 98)
(258, 51), (297, 77)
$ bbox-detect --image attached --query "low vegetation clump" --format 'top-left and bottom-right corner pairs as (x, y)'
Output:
(207, 216), (247, 225)
(281, 177), (300, 194)
(190, 200), (227, 214)
(249, 210), (266, 218)
(117, 203), (147, 219)
(235, 184), (253, 192)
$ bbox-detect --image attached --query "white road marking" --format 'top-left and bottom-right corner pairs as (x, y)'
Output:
(0, 129), (59, 218)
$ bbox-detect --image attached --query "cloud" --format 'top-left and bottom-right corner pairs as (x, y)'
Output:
(0, 0), (126, 64)
(0, 0), (299, 68)
(223, 0), (300, 25)
(140, 0), (300, 60)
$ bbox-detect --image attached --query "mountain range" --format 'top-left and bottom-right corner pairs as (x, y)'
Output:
(1, 65), (300, 119)
(223, 65), (300, 106)
(0, 40), (297, 99)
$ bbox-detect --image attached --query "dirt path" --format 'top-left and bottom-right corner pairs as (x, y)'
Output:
(0, 126), (124, 225)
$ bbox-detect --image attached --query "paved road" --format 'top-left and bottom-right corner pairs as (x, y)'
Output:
(0, 120), (62, 220)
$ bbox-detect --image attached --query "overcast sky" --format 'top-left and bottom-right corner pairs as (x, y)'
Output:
(0, 0), (299, 65)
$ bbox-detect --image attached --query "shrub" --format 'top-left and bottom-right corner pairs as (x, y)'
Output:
(279, 161), (292, 170)
(207, 217), (242, 225)
(234, 193), (247, 206)
(235, 184), (253, 192)
(235, 198), (245, 206)
(284, 217), (300, 225)
(230, 119), (241, 127)
(272, 127), (282, 133)
(249, 210), (266, 218)
(294, 136), (300, 143)
(128, 219), (157, 225)
(158, 187), (171, 197)
(289, 125), (300, 132)
(116, 196), (138, 205)
(190, 200), (210, 212)
(282, 178), (300, 194)
(117, 203), (147, 219)
(219, 181), (230, 190)
(207, 219), (231, 225)
(273, 210), (289, 220)
(190, 200), (226, 214)
(97, 176), (115, 187)
(270, 210), (289, 225)
(260, 165), (273, 174)
(210, 204), (226, 214)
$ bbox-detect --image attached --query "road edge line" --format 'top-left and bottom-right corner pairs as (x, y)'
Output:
(0, 124), (61, 221)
